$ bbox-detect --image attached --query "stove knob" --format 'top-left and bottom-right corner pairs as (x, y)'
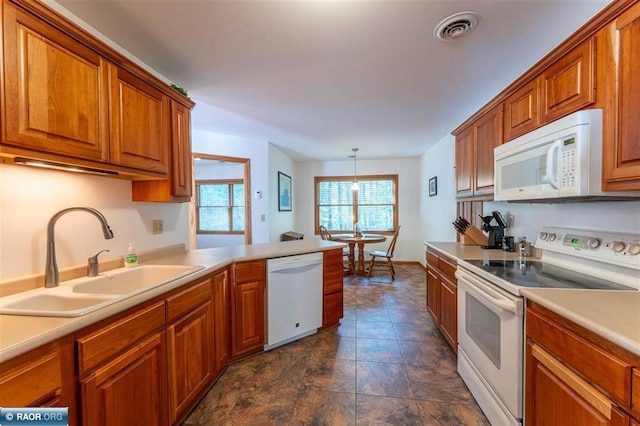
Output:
(587, 238), (602, 249)
(627, 243), (640, 256)
(539, 232), (548, 241)
(548, 233), (557, 242)
(611, 241), (626, 253)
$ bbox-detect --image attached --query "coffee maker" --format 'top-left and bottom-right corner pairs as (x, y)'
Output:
(479, 211), (508, 249)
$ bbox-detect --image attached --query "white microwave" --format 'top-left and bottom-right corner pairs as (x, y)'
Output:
(494, 109), (639, 202)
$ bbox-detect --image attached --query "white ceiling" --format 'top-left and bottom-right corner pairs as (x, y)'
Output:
(54, 0), (609, 161)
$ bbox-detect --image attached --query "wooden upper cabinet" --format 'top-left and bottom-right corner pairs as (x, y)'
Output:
(504, 78), (540, 142)
(474, 105), (503, 196)
(602, 2), (640, 190)
(455, 104), (502, 199)
(1, 3), (109, 162)
(541, 39), (596, 124)
(131, 99), (193, 202)
(170, 101), (193, 198)
(109, 66), (169, 175)
(455, 126), (474, 197)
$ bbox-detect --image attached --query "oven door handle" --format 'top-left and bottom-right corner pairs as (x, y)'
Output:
(456, 269), (523, 316)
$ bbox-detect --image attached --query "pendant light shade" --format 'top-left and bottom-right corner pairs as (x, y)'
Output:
(350, 148), (359, 191)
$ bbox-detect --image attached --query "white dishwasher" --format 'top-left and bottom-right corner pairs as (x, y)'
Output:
(265, 252), (323, 350)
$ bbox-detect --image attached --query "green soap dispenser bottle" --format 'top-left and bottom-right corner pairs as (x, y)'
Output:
(125, 242), (138, 268)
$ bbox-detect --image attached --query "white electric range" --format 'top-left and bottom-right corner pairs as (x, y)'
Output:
(455, 226), (640, 426)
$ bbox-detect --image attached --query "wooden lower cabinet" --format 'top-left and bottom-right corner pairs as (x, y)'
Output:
(425, 248), (457, 353)
(322, 249), (344, 328)
(526, 342), (629, 426)
(438, 276), (457, 351)
(232, 260), (266, 356)
(81, 331), (168, 426)
(166, 279), (214, 424)
(526, 302), (640, 425)
(426, 266), (440, 322)
(0, 336), (75, 421)
(213, 267), (231, 374)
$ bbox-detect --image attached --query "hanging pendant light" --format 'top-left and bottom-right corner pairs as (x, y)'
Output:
(350, 148), (359, 192)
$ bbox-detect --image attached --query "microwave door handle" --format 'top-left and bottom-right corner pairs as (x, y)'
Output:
(546, 139), (562, 190)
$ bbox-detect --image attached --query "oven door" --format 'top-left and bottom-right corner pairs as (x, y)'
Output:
(456, 267), (524, 420)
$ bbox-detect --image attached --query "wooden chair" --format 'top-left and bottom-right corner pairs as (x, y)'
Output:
(320, 225), (350, 271)
(366, 226), (401, 280)
(319, 225), (332, 240)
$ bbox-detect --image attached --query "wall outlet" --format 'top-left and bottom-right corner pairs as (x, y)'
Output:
(152, 219), (164, 235)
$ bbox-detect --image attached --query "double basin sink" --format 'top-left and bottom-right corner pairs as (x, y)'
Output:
(0, 265), (204, 317)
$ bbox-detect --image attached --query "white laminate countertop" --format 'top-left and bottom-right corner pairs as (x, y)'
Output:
(0, 239), (346, 364)
(521, 288), (640, 357)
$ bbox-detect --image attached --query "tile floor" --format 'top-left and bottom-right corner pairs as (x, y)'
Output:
(184, 264), (489, 425)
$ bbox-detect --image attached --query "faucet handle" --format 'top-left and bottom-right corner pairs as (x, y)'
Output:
(87, 249), (110, 277)
(88, 249), (110, 264)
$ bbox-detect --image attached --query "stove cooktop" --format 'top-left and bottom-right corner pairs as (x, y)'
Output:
(465, 259), (637, 291)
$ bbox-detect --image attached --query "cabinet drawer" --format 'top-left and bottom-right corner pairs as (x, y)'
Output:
(323, 265), (343, 294)
(235, 260), (265, 284)
(0, 350), (62, 406)
(323, 249), (344, 267)
(632, 368), (640, 418)
(438, 255), (457, 282)
(166, 278), (212, 323)
(426, 251), (439, 268)
(527, 307), (632, 405)
(77, 301), (165, 374)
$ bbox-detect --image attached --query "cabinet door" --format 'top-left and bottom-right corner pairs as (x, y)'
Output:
(439, 276), (457, 353)
(170, 100), (193, 198)
(232, 281), (265, 356)
(109, 65), (169, 174)
(426, 267), (440, 323)
(81, 332), (167, 426)
(167, 303), (214, 423)
(213, 268), (231, 373)
(2, 4), (109, 161)
(323, 286), (344, 328)
(526, 342), (629, 426)
(473, 105), (503, 196)
(541, 39), (595, 124)
(602, 3), (640, 189)
(504, 78), (540, 141)
(455, 126), (474, 197)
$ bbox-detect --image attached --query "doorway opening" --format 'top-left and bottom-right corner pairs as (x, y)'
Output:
(190, 153), (252, 249)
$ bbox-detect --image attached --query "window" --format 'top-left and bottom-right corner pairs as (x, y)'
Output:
(196, 180), (245, 234)
(315, 174), (398, 233)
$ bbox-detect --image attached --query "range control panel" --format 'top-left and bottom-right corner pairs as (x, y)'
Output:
(536, 226), (640, 269)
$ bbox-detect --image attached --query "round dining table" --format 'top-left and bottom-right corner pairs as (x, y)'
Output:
(330, 233), (387, 275)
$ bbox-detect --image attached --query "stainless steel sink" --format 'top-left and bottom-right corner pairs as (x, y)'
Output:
(72, 265), (204, 295)
(0, 264), (204, 317)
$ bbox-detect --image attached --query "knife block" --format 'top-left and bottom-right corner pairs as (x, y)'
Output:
(460, 226), (489, 245)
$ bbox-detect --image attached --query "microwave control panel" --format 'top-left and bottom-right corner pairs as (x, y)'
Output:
(559, 136), (577, 189)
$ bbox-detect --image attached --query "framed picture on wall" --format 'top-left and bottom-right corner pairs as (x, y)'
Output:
(278, 172), (292, 211)
(429, 176), (437, 197)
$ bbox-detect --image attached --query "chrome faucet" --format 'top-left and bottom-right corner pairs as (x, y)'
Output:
(45, 207), (115, 287)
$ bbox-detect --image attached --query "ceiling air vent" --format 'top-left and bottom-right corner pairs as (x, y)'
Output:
(434, 11), (480, 41)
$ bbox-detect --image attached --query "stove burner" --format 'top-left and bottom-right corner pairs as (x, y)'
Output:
(466, 260), (636, 291)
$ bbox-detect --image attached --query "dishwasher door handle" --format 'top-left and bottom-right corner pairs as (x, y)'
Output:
(269, 261), (322, 274)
